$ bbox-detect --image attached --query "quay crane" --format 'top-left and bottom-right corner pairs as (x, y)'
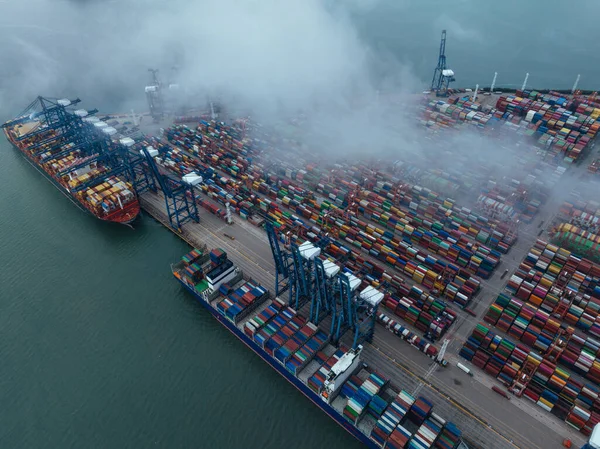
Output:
(431, 30), (456, 97)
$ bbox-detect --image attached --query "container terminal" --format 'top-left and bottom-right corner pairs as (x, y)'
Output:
(4, 31), (600, 449)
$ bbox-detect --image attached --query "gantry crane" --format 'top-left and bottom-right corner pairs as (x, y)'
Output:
(431, 30), (456, 97)
(331, 271), (361, 345)
(15, 97), (83, 138)
(119, 138), (157, 195)
(265, 221), (292, 297)
(289, 241), (321, 311)
(552, 268), (577, 320)
(344, 185), (362, 220)
(137, 145), (200, 229)
(509, 325), (575, 397)
(312, 258), (340, 325)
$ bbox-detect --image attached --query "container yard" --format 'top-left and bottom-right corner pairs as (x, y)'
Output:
(136, 88), (600, 448)
(6, 83), (600, 449)
(462, 236), (600, 439)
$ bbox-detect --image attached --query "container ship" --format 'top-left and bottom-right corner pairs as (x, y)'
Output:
(1, 97), (140, 224)
(172, 247), (466, 449)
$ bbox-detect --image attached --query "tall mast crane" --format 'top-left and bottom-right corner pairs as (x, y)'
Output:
(431, 30), (456, 97)
(146, 69), (165, 121)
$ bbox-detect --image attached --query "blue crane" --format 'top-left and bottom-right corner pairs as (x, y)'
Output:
(311, 258), (340, 325)
(265, 221), (292, 297)
(39, 131), (107, 162)
(349, 285), (383, 349)
(56, 152), (111, 177)
(139, 146), (200, 229)
(14, 97), (84, 142)
(120, 139), (157, 195)
(431, 30), (456, 97)
(331, 269), (383, 348)
(25, 110), (97, 155)
(32, 97), (82, 124)
(289, 241), (321, 311)
(28, 129), (79, 155)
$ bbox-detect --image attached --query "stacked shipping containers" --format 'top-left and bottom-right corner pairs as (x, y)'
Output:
(343, 372), (389, 424)
(460, 323), (600, 436)
(216, 281), (268, 324)
(308, 348), (348, 394)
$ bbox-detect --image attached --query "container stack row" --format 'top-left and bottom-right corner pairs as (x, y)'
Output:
(181, 248), (205, 266)
(434, 422), (462, 449)
(459, 323), (600, 436)
(559, 199), (600, 233)
(340, 375), (363, 400)
(412, 413), (444, 449)
(383, 286), (456, 339)
(343, 372), (389, 424)
(273, 321), (318, 362)
(243, 299), (285, 338)
(78, 177), (136, 214)
(341, 237), (473, 305)
(421, 99), (492, 133)
(263, 312), (306, 355)
(407, 397), (434, 427)
(506, 240), (600, 331)
(389, 184), (515, 254)
(354, 191), (501, 278)
(307, 348), (349, 394)
(371, 390), (414, 448)
(216, 281), (269, 324)
(484, 291), (600, 383)
(252, 305), (297, 349)
(284, 331), (329, 375)
(495, 92), (600, 163)
(324, 233), (479, 308)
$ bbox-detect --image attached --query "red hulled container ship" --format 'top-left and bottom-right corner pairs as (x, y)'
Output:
(1, 97), (140, 225)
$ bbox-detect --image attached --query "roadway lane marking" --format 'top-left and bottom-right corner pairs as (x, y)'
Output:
(370, 340), (541, 449)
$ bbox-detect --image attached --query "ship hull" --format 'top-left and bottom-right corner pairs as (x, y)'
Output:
(175, 275), (379, 449)
(2, 128), (139, 225)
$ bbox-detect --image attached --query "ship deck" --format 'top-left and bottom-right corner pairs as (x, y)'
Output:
(8, 120), (39, 139)
(142, 190), (586, 449)
(181, 271), (427, 445)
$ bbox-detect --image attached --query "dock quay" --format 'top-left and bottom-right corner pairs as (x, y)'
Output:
(140, 189), (586, 449)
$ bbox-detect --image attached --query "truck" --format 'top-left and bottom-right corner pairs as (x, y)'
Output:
(582, 423), (600, 448)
